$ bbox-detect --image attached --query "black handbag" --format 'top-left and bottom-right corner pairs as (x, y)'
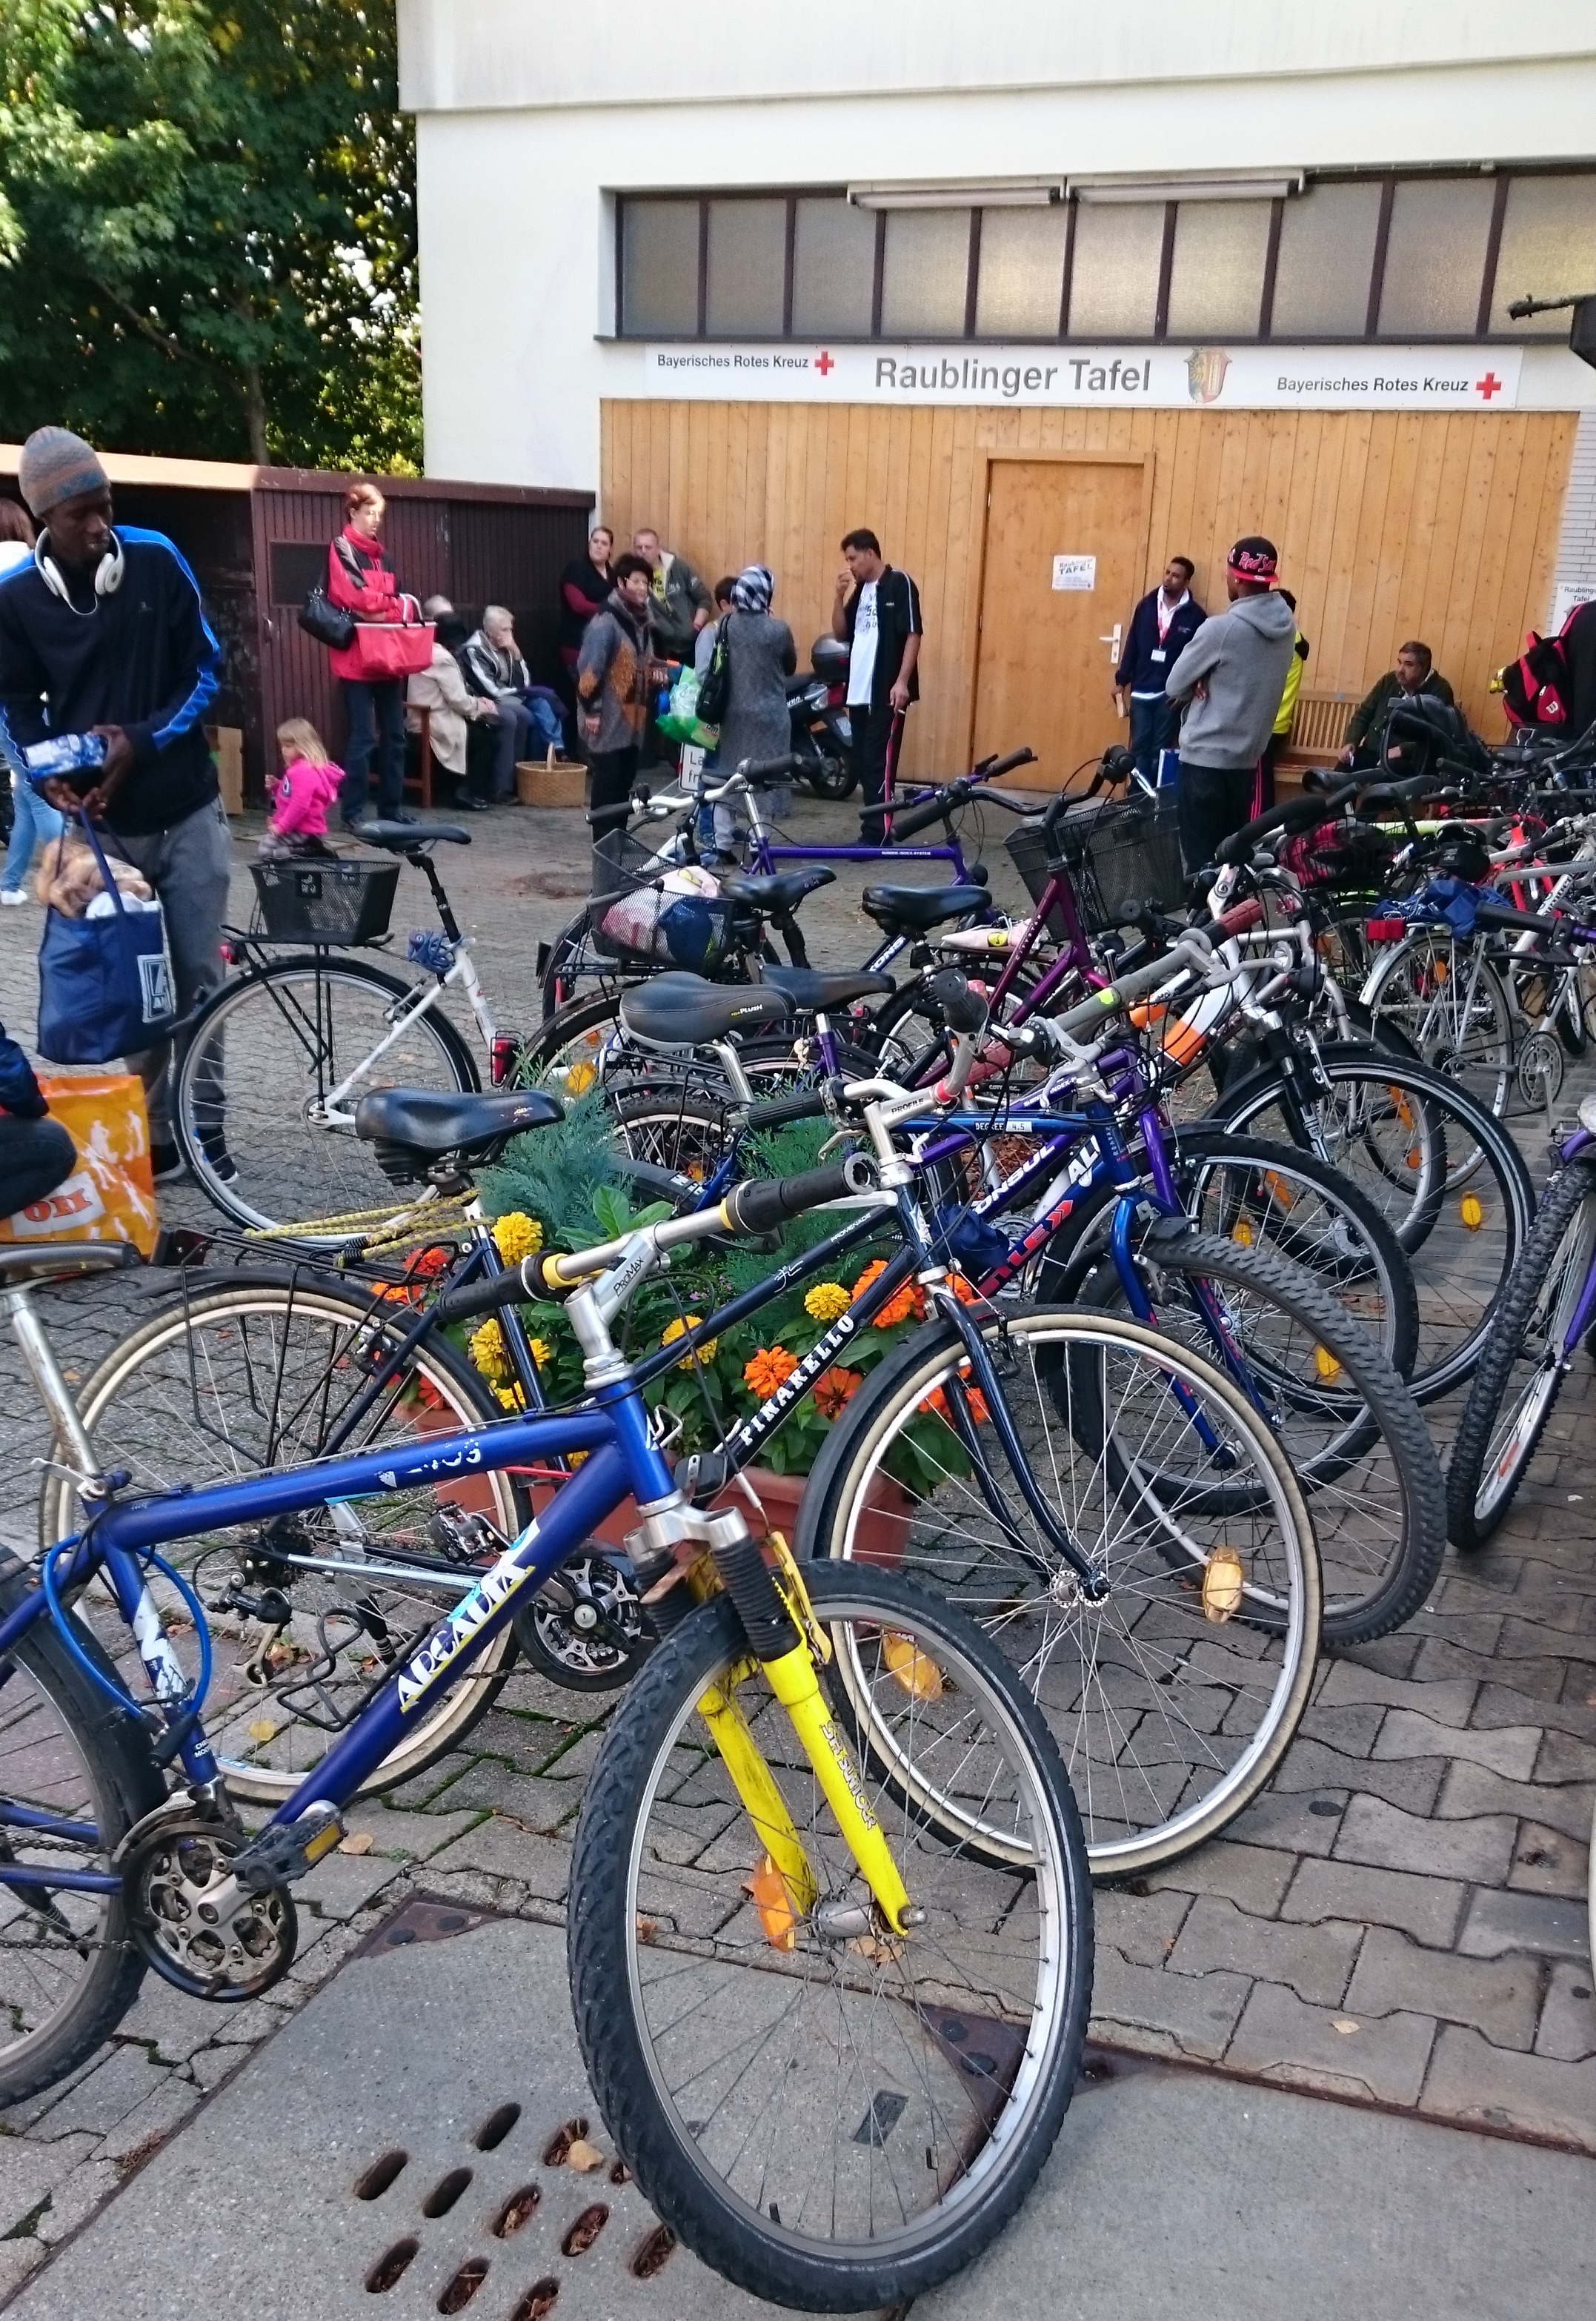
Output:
(298, 584), (356, 651)
(695, 614), (731, 724)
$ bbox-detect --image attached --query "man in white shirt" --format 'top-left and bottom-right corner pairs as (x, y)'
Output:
(1114, 556), (1207, 784)
(831, 528), (922, 843)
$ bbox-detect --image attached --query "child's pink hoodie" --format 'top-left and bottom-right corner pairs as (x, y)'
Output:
(270, 757), (345, 839)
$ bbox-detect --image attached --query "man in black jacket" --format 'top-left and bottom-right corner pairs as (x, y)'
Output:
(1115, 556), (1206, 783)
(832, 528), (922, 844)
(0, 428), (231, 1181)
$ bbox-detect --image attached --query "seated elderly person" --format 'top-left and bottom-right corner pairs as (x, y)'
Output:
(462, 605), (564, 802)
(405, 597), (498, 811)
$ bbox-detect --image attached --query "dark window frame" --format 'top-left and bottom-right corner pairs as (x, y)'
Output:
(611, 165), (1596, 347)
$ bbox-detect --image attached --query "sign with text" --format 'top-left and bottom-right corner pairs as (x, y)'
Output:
(636, 343), (1526, 411)
(1052, 555), (1096, 591)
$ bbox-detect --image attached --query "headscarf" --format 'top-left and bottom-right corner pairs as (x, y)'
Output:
(1227, 537), (1278, 581)
(730, 564), (774, 616)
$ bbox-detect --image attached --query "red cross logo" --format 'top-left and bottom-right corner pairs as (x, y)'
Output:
(1476, 371), (1503, 401)
(815, 350), (835, 376)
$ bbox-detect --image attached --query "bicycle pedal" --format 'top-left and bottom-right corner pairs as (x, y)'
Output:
(232, 1802), (345, 1893)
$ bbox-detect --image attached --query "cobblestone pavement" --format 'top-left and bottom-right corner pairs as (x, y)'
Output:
(0, 789), (1592, 2297)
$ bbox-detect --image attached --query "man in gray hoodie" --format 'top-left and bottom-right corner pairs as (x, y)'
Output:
(1164, 537), (1297, 874)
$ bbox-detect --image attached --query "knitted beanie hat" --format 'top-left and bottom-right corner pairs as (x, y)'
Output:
(18, 428), (109, 519)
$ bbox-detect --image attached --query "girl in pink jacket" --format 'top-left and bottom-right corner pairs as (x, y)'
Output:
(259, 719), (345, 860)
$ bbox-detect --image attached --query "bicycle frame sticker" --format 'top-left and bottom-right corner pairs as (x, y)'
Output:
(396, 1521), (542, 1712)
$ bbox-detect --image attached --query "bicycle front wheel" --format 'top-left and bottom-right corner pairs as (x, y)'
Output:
(1363, 932), (1514, 1120)
(39, 1279), (520, 1803)
(798, 1309), (1319, 1878)
(173, 957), (477, 1236)
(569, 1561), (1091, 2311)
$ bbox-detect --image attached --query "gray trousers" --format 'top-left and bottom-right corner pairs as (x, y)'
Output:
(114, 797), (232, 1143)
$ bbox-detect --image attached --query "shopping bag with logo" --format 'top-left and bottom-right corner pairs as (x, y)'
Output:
(36, 817), (176, 1066)
(0, 1072), (159, 1257)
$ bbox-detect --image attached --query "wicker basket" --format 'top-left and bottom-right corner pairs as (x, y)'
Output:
(516, 746), (586, 808)
(1005, 791), (1185, 936)
(250, 857), (399, 946)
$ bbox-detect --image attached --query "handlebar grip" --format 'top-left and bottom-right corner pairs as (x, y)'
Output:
(1216, 897), (1266, 937)
(985, 746), (1037, 779)
(722, 1154), (878, 1235)
(743, 1087), (828, 1130)
(433, 1263), (535, 1326)
(1213, 783), (1358, 866)
(1048, 945), (1205, 1043)
(885, 787), (966, 840)
(923, 967), (988, 1036)
(739, 752), (803, 785)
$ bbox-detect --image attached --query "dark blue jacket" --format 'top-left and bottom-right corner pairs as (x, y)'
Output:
(1116, 588), (1206, 695)
(0, 1021), (44, 1119)
(0, 527), (219, 837)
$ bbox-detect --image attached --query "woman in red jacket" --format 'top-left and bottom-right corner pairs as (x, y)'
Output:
(326, 481), (418, 828)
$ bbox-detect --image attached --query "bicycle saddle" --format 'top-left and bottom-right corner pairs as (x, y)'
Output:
(353, 1086), (563, 1156)
(860, 883), (989, 932)
(353, 821), (471, 849)
(620, 974), (794, 1050)
(718, 868), (836, 913)
(760, 966), (896, 1010)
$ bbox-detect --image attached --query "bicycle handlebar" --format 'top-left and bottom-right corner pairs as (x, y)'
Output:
(1212, 781), (1360, 866)
(743, 1086), (828, 1130)
(877, 748), (1038, 840)
(720, 1154), (878, 1234)
(1045, 938), (1215, 1046)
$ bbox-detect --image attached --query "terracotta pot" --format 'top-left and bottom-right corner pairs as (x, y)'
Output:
(511, 1462), (914, 1567)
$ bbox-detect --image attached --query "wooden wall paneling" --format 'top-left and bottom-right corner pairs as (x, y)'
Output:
(1459, 419), (1527, 724)
(1434, 417), (1500, 686)
(1316, 413), (1371, 683)
(1396, 418), (1450, 655)
(1339, 415), (1396, 689)
(1363, 412), (1422, 681)
(1417, 417), (1479, 674)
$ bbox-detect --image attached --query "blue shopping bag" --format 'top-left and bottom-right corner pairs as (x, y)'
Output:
(36, 817), (176, 1066)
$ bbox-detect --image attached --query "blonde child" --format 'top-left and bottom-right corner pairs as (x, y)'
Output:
(260, 719), (345, 860)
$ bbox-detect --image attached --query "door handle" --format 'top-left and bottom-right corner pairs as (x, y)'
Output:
(1097, 625), (1122, 663)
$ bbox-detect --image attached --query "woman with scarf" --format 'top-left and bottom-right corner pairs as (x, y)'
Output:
(576, 552), (659, 850)
(704, 564), (797, 856)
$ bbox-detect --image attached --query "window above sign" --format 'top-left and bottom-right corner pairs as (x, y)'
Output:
(614, 169), (1596, 346)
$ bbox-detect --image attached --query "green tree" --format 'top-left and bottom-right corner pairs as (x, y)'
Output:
(0, 0), (419, 471)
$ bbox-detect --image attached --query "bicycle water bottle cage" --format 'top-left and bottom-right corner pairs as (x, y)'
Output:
(407, 928), (455, 974)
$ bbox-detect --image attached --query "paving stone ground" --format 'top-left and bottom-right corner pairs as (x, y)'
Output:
(0, 787), (1592, 2299)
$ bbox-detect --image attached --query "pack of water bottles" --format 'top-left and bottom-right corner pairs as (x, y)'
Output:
(24, 734), (106, 791)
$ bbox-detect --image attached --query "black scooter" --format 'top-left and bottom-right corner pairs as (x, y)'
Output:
(786, 635), (857, 800)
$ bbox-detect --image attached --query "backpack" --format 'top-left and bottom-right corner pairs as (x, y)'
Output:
(695, 615), (732, 725)
(1497, 602), (1587, 728)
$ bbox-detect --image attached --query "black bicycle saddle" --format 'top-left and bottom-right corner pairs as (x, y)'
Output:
(353, 1087), (562, 1155)
(718, 868), (837, 914)
(620, 974), (794, 1049)
(860, 883), (989, 932)
(353, 822), (471, 849)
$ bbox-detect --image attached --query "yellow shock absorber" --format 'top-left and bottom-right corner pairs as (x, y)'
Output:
(757, 1639), (914, 1936)
(694, 1671), (819, 1930)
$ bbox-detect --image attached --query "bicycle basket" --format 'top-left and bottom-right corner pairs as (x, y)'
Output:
(1278, 818), (1400, 900)
(1005, 791), (1184, 937)
(249, 857), (399, 945)
(586, 830), (735, 973)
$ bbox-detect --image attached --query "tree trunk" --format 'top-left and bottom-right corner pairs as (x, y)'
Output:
(244, 364), (267, 464)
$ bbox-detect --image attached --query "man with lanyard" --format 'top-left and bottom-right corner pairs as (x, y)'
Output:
(1115, 555), (1206, 784)
(0, 428), (229, 1183)
(831, 528), (922, 845)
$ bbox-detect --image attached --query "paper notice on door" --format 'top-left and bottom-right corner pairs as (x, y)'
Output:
(1052, 555), (1097, 591)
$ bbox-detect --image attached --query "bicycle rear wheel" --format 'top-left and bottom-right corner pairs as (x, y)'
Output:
(569, 1561), (1091, 2311)
(39, 1279), (520, 1803)
(798, 1309), (1319, 1877)
(0, 1558), (164, 2104)
(173, 957), (477, 1237)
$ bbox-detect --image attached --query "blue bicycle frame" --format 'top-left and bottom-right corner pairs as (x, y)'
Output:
(0, 1394), (674, 1892)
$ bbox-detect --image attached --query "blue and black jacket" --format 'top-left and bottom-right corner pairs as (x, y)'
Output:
(0, 526), (220, 836)
(1116, 588), (1207, 697)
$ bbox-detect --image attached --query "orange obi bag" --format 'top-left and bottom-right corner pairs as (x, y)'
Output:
(0, 1073), (159, 1258)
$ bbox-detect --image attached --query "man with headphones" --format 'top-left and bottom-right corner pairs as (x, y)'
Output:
(0, 428), (230, 1183)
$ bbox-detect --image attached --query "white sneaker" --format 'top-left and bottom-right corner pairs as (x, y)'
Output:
(0, 890), (26, 906)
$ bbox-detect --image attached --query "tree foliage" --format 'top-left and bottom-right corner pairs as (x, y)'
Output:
(0, 1), (419, 471)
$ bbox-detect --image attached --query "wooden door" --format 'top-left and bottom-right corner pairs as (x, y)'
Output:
(973, 458), (1148, 790)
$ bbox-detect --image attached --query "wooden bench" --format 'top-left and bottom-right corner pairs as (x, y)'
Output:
(1275, 690), (1358, 794)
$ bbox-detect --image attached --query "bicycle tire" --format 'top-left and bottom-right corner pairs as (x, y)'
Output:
(173, 955), (478, 1237)
(1445, 1156), (1596, 1553)
(1211, 1045), (1535, 1404)
(797, 1307), (1320, 1876)
(568, 1560), (1091, 2311)
(1054, 1226), (1446, 1646)
(1363, 931), (1515, 1120)
(38, 1278), (521, 1802)
(0, 1555), (165, 2105)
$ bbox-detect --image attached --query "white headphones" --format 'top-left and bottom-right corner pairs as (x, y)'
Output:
(34, 527), (124, 612)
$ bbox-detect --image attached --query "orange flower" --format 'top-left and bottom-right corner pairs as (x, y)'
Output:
(851, 1258), (923, 1330)
(948, 1272), (979, 1304)
(814, 1367), (863, 1419)
(920, 1375), (991, 1427)
(743, 1345), (799, 1399)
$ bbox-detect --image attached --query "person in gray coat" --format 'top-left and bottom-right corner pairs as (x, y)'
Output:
(1165, 537), (1297, 873)
(710, 565), (796, 852)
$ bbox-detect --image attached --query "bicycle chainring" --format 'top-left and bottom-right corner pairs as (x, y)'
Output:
(512, 1552), (650, 1692)
(124, 1814), (297, 2000)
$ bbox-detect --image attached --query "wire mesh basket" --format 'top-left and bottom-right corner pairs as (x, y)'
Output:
(1005, 791), (1186, 937)
(585, 826), (735, 973)
(249, 857), (399, 945)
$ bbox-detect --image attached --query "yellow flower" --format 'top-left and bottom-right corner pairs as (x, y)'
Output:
(495, 1383), (527, 1412)
(565, 1060), (597, 1096)
(662, 1313), (718, 1369)
(468, 1318), (511, 1381)
(529, 1338), (554, 1370)
(492, 1211), (544, 1264)
(805, 1281), (851, 1324)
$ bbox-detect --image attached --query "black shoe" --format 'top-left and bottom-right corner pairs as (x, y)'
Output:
(199, 1135), (238, 1186)
(453, 793), (488, 813)
(151, 1143), (187, 1185)
(388, 808), (418, 826)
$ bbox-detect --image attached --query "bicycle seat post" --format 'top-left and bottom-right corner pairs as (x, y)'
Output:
(1, 1279), (104, 1502)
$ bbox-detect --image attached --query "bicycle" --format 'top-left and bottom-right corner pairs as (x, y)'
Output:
(0, 1177), (1094, 2309)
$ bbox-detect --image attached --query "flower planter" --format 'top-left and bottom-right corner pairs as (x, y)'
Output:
(512, 1461), (914, 1567)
